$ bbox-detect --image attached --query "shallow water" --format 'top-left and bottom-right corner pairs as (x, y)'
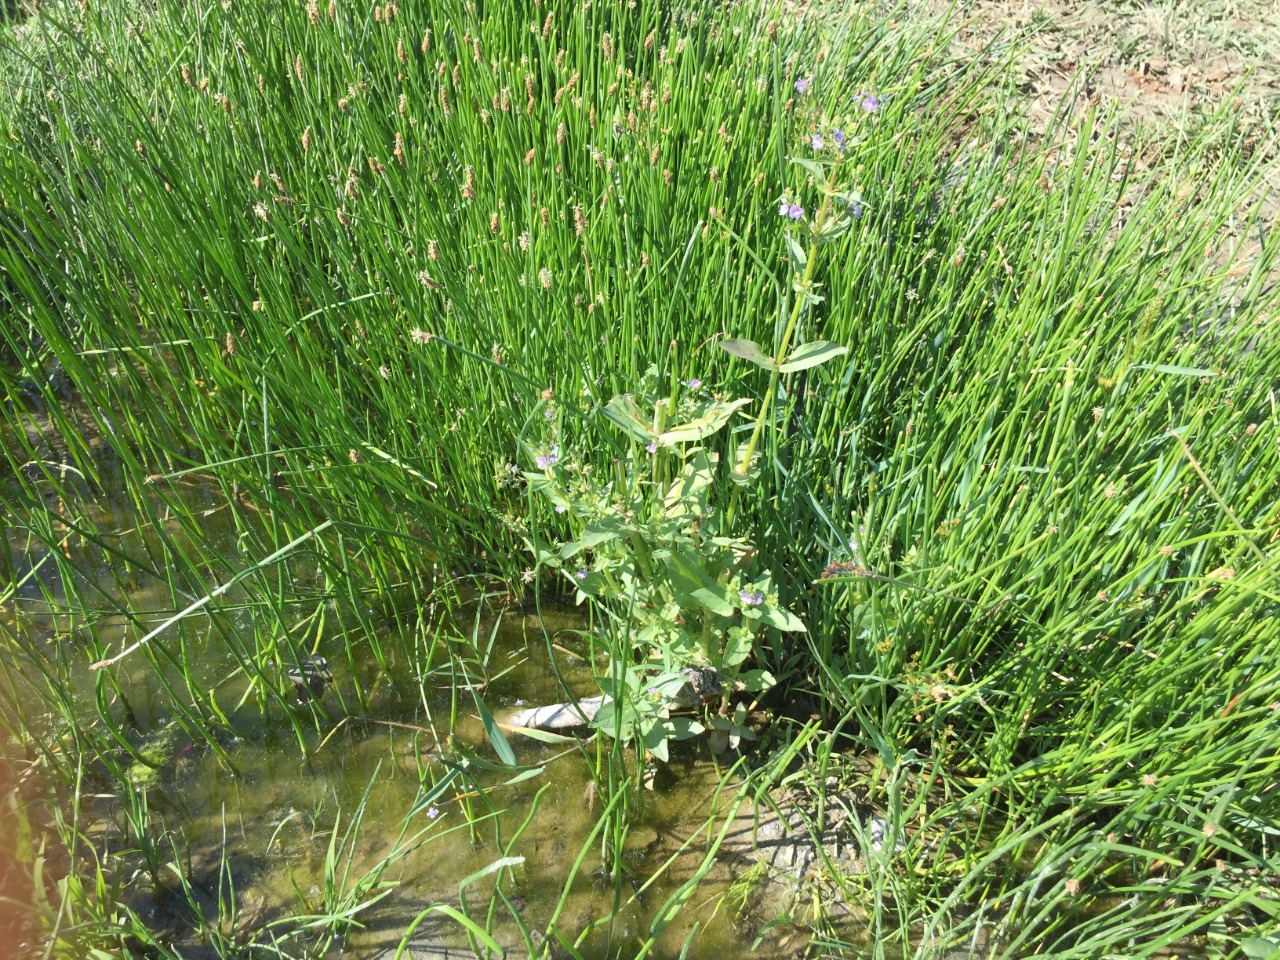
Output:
(1, 403), (797, 958)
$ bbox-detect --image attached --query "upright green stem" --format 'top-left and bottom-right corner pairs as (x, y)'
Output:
(726, 159), (842, 529)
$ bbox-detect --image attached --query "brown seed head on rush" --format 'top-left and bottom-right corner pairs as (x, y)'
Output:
(573, 205), (586, 235)
(541, 13), (553, 38)
(421, 28), (431, 52)
(394, 131), (405, 164)
(524, 148), (535, 165)
(301, 127), (311, 151)
(539, 267), (552, 290)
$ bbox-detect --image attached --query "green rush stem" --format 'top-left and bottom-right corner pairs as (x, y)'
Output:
(727, 156), (842, 529)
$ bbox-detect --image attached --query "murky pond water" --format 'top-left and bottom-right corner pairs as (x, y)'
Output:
(1, 401), (802, 958)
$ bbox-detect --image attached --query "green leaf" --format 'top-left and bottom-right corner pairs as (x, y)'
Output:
(718, 338), (777, 370)
(395, 904), (505, 960)
(1240, 938), (1280, 960)
(665, 449), (716, 517)
(559, 515), (630, 559)
(784, 232), (807, 273)
(740, 669), (776, 692)
(659, 398), (752, 445)
(406, 766), (462, 820)
(502, 725), (581, 745)
(760, 604), (806, 632)
(719, 628), (753, 669)
(666, 717), (705, 739)
(816, 214), (853, 243)
(690, 587), (735, 617)
(642, 720), (670, 762)
(1131, 363), (1218, 377)
(472, 692), (518, 767)
(668, 549), (735, 616)
(779, 340), (847, 373)
(788, 156), (826, 181)
(603, 393), (657, 441)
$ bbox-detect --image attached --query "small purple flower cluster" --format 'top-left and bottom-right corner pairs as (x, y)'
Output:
(795, 77), (809, 94)
(739, 591), (765, 606)
(777, 202), (804, 220)
(575, 568), (588, 581)
(811, 129), (848, 153)
(535, 447), (560, 470)
(645, 441), (658, 454)
(854, 91), (880, 112)
(684, 378), (702, 389)
(837, 196), (864, 219)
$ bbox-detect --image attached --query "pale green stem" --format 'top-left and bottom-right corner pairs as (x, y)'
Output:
(726, 158), (842, 529)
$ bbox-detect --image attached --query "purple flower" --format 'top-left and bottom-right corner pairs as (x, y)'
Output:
(544, 407), (556, 420)
(427, 806), (440, 819)
(686, 378), (701, 389)
(515, 698), (524, 706)
(811, 133), (823, 150)
(861, 94), (880, 112)
(788, 204), (804, 220)
(646, 441), (657, 454)
(555, 504), (566, 513)
(795, 77), (808, 94)
(575, 568), (587, 581)
(739, 591), (765, 606)
(833, 129), (845, 151)
(851, 203), (863, 219)
(536, 456), (548, 469)
(778, 201), (790, 217)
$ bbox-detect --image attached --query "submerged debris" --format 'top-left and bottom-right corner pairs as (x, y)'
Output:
(286, 653), (333, 702)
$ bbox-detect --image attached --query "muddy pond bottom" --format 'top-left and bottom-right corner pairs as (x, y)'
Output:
(100, 608), (802, 960)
